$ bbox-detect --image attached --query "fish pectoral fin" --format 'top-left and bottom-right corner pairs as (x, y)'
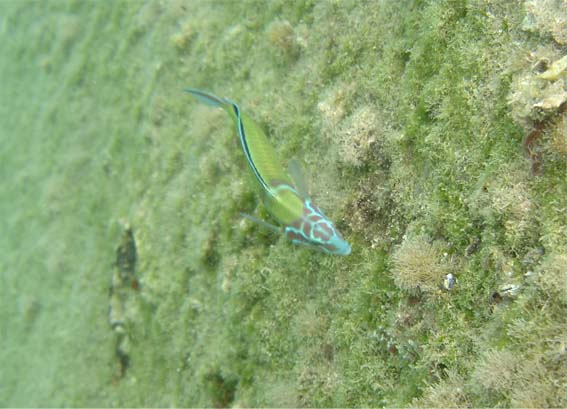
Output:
(240, 213), (281, 233)
(287, 158), (310, 198)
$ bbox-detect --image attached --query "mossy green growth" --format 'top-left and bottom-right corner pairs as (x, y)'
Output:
(1, 0), (566, 407)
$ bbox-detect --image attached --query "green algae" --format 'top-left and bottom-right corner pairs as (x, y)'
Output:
(1, 0), (566, 407)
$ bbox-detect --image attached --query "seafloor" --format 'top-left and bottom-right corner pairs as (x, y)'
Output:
(1, 0), (566, 407)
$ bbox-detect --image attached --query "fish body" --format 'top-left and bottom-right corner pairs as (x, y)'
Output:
(185, 88), (351, 256)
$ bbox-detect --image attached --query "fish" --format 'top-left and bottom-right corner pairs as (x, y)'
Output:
(185, 88), (351, 256)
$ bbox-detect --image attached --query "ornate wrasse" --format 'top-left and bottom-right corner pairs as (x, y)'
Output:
(185, 88), (351, 255)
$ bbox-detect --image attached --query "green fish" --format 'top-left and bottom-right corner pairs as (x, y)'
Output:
(186, 88), (351, 255)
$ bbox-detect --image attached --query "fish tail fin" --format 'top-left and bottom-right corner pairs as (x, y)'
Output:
(184, 88), (229, 107)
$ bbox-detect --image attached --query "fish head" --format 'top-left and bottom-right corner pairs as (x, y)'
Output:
(284, 200), (351, 256)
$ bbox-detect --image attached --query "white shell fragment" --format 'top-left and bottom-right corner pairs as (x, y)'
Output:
(443, 273), (456, 290)
(538, 55), (567, 81)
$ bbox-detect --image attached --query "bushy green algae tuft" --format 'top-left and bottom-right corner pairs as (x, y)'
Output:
(1, 0), (566, 407)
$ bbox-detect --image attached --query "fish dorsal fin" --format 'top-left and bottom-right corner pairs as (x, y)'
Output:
(287, 158), (310, 198)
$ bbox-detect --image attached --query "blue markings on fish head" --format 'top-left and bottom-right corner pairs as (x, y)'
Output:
(284, 200), (351, 256)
